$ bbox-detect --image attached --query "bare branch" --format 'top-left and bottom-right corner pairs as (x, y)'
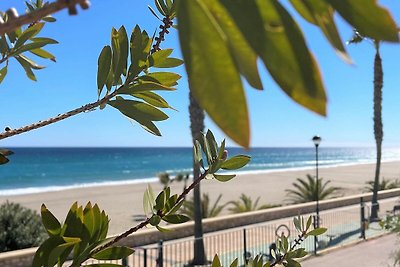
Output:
(0, 0), (90, 35)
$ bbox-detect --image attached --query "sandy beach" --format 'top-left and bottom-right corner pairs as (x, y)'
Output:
(1, 161), (399, 235)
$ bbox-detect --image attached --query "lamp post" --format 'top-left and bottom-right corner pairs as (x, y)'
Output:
(312, 135), (321, 255)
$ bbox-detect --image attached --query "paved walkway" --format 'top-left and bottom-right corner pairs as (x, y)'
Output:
(301, 234), (398, 267)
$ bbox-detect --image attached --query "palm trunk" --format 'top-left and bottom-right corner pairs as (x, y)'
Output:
(370, 45), (383, 221)
(189, 91), (207, 265)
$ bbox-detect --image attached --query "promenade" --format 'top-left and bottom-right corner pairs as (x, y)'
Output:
(302, 233), (398, 267)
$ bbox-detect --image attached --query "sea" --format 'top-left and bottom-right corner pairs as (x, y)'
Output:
(0, 147), (400, 196)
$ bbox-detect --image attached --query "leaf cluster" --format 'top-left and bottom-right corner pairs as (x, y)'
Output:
(97, 24), (183, 136)
(194, 130), (251, 182)
(211, 216), (327, 267)
(0, 0), (57, 83)
(177, 0), (399, 147)
(33, 202), (133, 267)
(148, 0), (177, 21)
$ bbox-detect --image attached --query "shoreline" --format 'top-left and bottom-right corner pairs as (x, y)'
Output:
(1, 159), (399, 197)
(1, 161), (400, 235)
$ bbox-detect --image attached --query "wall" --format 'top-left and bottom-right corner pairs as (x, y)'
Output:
(1, 188), (399, 267)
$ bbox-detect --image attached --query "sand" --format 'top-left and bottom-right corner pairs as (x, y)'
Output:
(1, 161), (399, 235)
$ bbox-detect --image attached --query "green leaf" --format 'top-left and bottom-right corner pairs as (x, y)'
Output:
(42, 16), (56, 23)
(32, 236), (65, 267)
(221, 155), (250, 170)
(18, 54), (44, 69)
(118, 81), (176, 94)
(0, 66), (7, 84)
(212, 255), (222, 267)
(97, 45), (112, 95)
(48, 239), (80, 267)
(163, 214), (190, 224)
(306, 227), (327, 236)
(30, 48), (56, 62)
(108, 99), (168, 122)
(306, 216), (312, 230)
(129, 26), (152, 81)
(213, 174), (236, 182)
(286, 259), (301, 267)
(132, 91), (172, 109)
(178, 0), (250, 147)
(111, 28), (121, 85)
(0, 36), (9, 54)
(15, 55), (36, 81)
(220, 0), (327, 116)
(92, 246), (134, 260)
(229, 258), (238, 267)
(141, 72), (181, 87)
(156, 225), (172, 233)
(155, 190), (166, 210)
(287, 248), (307, 259)
(12, 38), (58, 55)
(206, 130), (218, 160)
(201, 0), (263, 89)
(327, 0), (399, 42)
(153, 58), (184, 68)
(289, 0), (350, 62)
(155, 0), (167, 16)
(41, 204), (61, 235)
(149, 215), (161, 226)
(148, 5), (162, 20)
(14, 22), (44, 50)
(83, 202), (95, 239)
(148, 49), (173, 67)
(118, 26), (129, 76)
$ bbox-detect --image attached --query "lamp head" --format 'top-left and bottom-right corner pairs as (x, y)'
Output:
(312, 135), (321, 147)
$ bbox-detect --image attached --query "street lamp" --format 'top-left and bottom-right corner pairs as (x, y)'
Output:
(312, 135), (321, 255)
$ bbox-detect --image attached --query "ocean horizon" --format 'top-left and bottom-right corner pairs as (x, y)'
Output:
(1, 147), (400, 196)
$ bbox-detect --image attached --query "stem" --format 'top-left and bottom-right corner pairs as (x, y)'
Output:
(89, 169), (209, 257)
(270, 232), (306, 267)
(0, 0), (89, 36)
(0, 16), (174, 141)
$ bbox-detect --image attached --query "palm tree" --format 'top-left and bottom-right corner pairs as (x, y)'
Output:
(228, 193), (278, 213)
(364, 178), (400, 192)
(181, 193), (226, 219)
(348, 32), (384, 221)
(285, 174), (339, 204)
(189, 91), (206, 265)
(370, 40), (383, 221)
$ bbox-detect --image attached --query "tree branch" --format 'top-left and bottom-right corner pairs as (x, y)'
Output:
(0, 16), (174, 141)
(0, 0), (89, 36)
(88, 169), (208, 258)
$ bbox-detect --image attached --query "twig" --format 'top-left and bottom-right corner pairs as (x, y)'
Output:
(0, 15), (174, 141)
(0, 0), (89, 35)
(89, 169), (208, 257)
(270, 232), (306, 267)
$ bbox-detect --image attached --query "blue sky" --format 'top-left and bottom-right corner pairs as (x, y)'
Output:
(1, 0), (400, 148)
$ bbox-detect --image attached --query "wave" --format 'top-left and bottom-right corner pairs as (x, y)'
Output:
(0, 177), (159, 196)
(1, 158), (399, 197)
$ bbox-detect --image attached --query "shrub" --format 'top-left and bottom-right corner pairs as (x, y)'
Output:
(0, 201), (47, 252)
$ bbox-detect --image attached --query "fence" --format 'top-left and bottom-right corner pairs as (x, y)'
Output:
(2, 189), (400, 267)
(114, 196), (399, 267)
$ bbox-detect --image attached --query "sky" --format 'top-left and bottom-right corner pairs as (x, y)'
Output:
(0, 0), (400, 148)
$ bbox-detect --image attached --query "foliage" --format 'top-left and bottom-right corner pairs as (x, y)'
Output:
(364, 178), (400, 192)
(0, 0), (57, 83)
(0, 201), (47, 252)
(34, 130), (251, 266)
(177, 0), (399, 147)
(285, 174), (340, 204)
(181, 193), (226, 219)
(228, 193), (279, 214)
(212, 216), (327, 267)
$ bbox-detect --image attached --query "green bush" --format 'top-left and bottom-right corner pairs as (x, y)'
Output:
(0, 201), (47, 252)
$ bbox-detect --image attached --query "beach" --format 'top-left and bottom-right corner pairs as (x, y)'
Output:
(1, 161), (399, 235)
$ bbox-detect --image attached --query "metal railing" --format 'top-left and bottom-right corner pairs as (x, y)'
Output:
(116, 196), (399, 267)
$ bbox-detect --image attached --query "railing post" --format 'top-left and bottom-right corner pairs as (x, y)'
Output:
(143, 248), (148, 267)
(313, 215), (318, 255)
(360, 197), (366, 240)
(122, 257), (128, 267)
(243, 228), (249, 264)
(157, 240), (163, 267)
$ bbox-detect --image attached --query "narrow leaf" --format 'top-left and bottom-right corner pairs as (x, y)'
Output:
(221, 155), (250, 170)
(41, 204), (61, 235)
(97, 45), (112, 95)
(92, 246), (134, 260)
(213, 174), (236, 182)
(163, 214), (190, 224)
